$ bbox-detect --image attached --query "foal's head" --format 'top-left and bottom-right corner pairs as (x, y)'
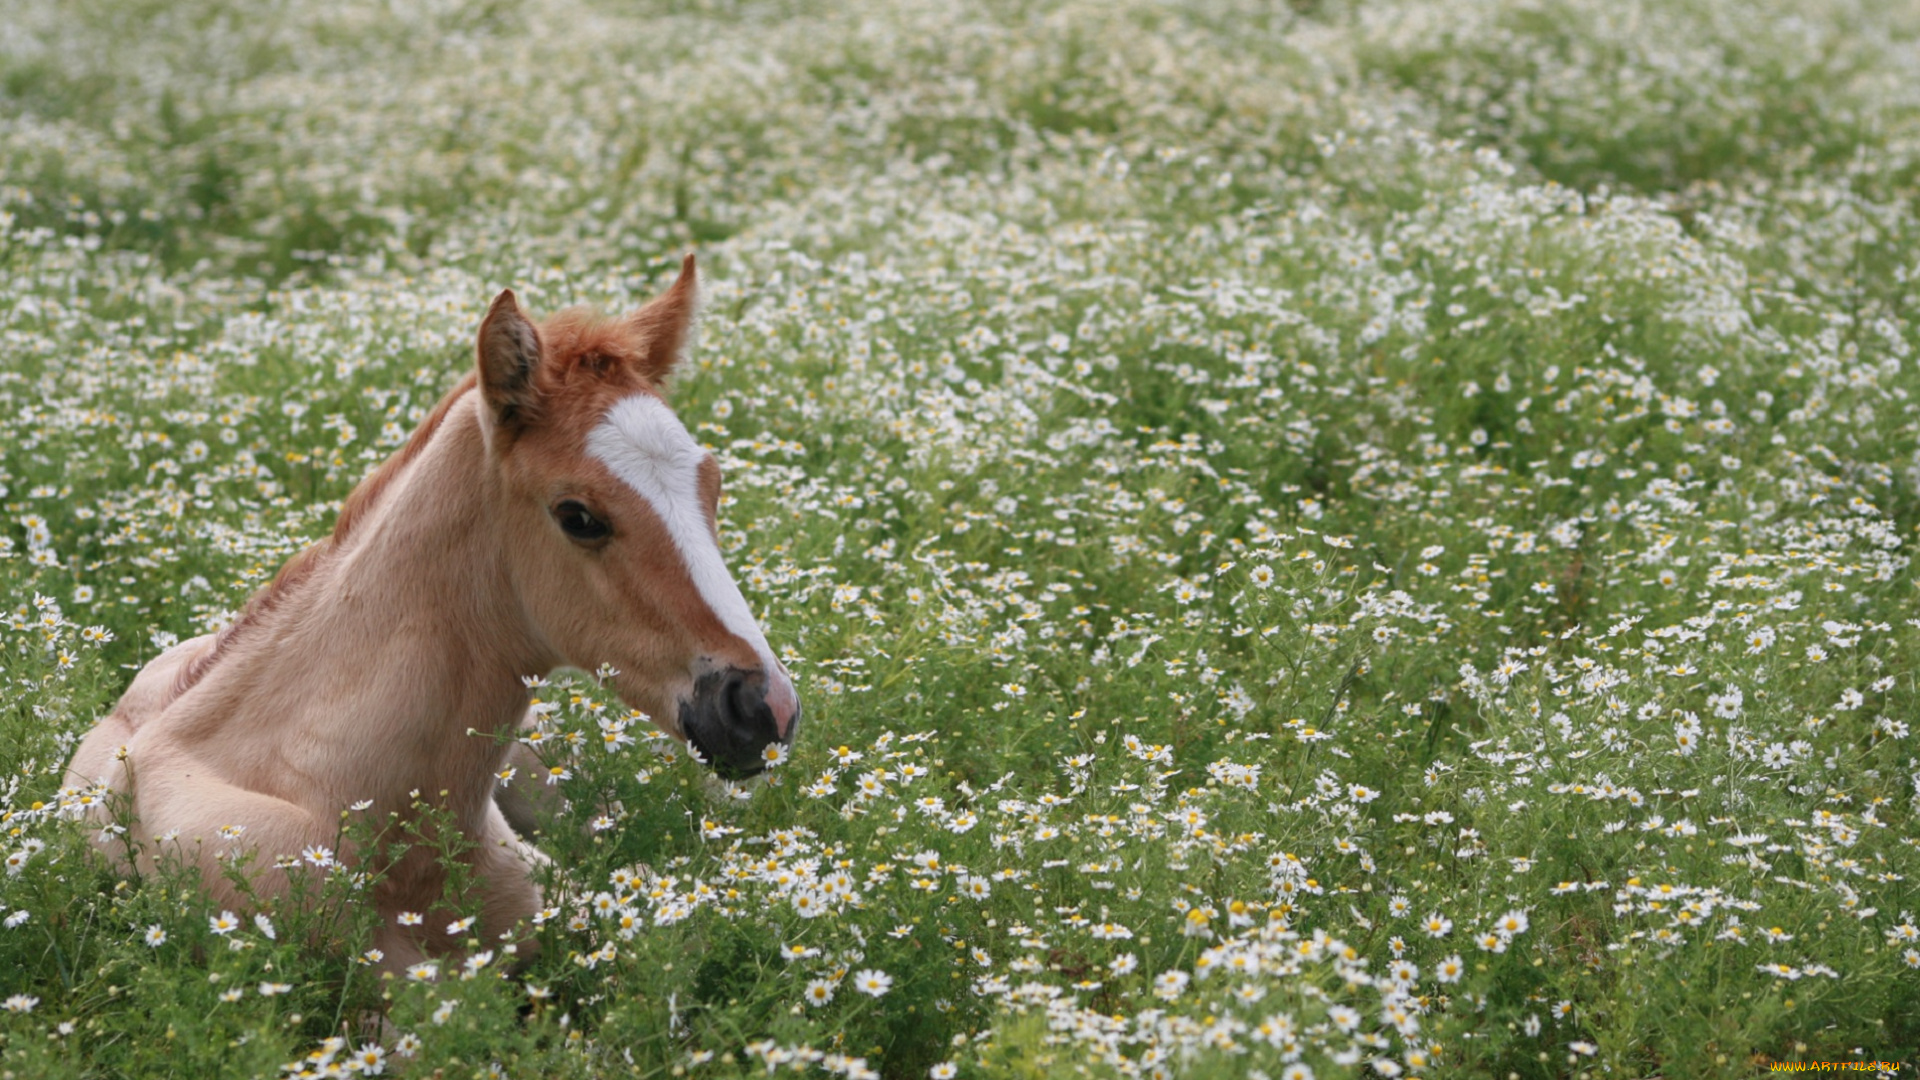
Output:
(476, 256), (798, 778)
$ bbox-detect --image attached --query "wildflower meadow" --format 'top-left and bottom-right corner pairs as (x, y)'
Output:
(3, 0), (1918, 1076)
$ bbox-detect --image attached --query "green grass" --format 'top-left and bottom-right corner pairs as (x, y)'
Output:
(3, 0), (1919, 1077)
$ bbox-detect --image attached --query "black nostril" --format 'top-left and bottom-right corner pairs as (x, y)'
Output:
(723, 668), (757, 719)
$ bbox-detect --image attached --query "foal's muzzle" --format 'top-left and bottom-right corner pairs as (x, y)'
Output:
(680, 666), (800, 780)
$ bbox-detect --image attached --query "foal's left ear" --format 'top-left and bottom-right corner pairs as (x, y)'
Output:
(478, 289), (543, 428)
(627, 253), (700, 386)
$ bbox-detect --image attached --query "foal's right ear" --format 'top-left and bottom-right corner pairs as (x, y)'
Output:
(477, 289), (542, 428)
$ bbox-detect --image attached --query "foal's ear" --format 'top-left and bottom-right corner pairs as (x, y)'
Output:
(477, 289), (542, 428)
(627, 253), (699, 386)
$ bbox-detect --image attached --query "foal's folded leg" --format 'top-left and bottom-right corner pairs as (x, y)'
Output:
(127, 751), (327, 909)
(469, 800), (548, 967)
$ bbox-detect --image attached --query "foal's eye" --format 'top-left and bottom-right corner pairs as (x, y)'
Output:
(552, 500), (610, 542)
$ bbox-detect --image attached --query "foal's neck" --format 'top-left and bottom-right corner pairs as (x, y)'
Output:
(334, 389), (548, 710)
(227, 390), (547, 812)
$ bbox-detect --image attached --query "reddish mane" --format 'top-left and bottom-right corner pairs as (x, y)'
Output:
(537, 308), (662, 385)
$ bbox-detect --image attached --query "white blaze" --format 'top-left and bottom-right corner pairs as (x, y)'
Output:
(585, 393), (779, 676)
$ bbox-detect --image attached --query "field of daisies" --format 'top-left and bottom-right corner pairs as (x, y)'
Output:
(3, 0), (1919, 1076)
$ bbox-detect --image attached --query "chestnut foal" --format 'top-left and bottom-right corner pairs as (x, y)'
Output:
(66, 255), (798, 970)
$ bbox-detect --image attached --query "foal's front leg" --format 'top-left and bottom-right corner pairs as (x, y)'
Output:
(470, 800), (548, 966)
(124, 747), (329, 911)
